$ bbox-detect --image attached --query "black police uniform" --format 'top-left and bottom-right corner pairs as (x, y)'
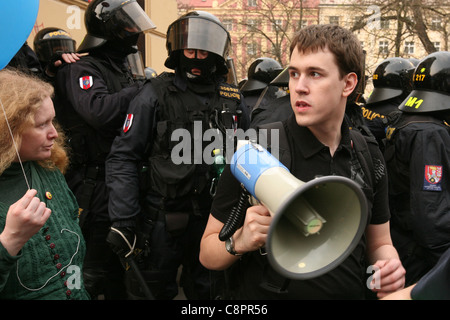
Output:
(211, 114), (390, 299)
(106, 71), (250, 299)
(53, 48), (143, 299)
(7, 43), (43, 77)
(361, 97), (404, 151)
(242, 85), (280, 113)
(241, 58), (283, 117)
(383, 51), (450, 287)
(411, 247), (450, 300)
(384, 113), (450, 286)
(363, 57), (415, 152)
(250, 94), (292, 127)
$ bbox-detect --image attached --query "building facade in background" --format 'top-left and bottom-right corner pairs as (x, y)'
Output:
(27, 0), (449, 95)
(178, 0), (449, 94)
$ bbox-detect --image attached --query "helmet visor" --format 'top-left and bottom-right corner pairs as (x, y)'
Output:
(167, 17), (230, 59)
(112, 1), (156, 39)
(126, 50), (146, 80)
(36, 39), (76, 62)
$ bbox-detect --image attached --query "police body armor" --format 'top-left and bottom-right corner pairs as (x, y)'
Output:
(145, 73), (242, 214)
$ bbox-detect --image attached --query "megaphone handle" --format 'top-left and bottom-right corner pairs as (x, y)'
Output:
(218, 188), (250, 241)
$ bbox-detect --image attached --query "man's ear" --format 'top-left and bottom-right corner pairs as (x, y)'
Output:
(342, 72), (358, 98)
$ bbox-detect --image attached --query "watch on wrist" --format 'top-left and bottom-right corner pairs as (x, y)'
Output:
(225, 236), (242, 256)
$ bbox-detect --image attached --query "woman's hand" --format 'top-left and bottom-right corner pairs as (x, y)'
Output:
(0, 189), (51, 256)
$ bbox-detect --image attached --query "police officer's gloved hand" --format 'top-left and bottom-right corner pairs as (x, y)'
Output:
(45, 51), (71, 77)
(106, 226), (137, 267)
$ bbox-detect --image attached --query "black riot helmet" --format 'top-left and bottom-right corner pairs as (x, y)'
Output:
(240, 57), (283, 92)
(164, 11), (231, 75)
(77, 0), (156, 53)
(366, 57), (415, 105)
(33, 28), (76, 64)
(399, 51), (450, 114)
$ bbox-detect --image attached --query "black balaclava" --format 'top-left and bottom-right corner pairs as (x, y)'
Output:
(103, 34), (140, 57)
(179, 51), (218, 85)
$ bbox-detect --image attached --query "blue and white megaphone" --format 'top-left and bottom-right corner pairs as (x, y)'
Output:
(229, 141), (368, 280)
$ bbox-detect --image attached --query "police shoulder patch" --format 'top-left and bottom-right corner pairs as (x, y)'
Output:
(79, 76), (94, 90)
(123, 114), (134, 133)
(424, 165), (443, 191)
(219, 84), (241, 101)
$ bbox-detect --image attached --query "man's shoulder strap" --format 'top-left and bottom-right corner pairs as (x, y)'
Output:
(349, 128), (378, 187)
(256, 122), (381, 188)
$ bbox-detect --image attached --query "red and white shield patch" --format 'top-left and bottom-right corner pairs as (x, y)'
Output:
(424, 165), (443, 191)
(123, 114), (134, 133)
(79, 76), (93, 90)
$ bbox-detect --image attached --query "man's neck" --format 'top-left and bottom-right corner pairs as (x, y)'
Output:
(309, 120), (343, 156)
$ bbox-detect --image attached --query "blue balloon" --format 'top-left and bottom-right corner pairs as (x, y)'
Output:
(0, 0), (40, 70)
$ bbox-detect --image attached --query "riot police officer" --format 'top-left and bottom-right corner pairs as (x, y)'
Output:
(363, 57), (416, 151)
(53, 0), (156, 299)
(384, 51), (450, 286)
(105, 11), (250, 300)
(250, 67), (292, 127)
(33, 27), (78, 79)
(240, 57), (284, 114)
(7, 29), (78, 82)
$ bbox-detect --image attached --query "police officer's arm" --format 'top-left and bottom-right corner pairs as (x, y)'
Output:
(105, 84), (157, 226)
(56, 62), (141, 130)
(45, 52), (81, 77)
(406, 127), (450, 252)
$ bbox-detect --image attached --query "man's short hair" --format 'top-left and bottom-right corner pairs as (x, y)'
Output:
(290, 24), (364, 86)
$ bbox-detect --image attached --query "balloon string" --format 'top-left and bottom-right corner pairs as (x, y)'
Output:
(0, 98), (30, 190)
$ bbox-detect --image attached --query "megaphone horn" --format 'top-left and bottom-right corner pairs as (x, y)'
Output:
(228, 141), (368, 280)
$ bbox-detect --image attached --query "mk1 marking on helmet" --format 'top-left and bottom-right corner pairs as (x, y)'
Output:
(404, 96), (424, 109)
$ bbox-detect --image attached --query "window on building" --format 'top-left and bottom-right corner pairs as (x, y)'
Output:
(272, 19), (283, 31)
(247, 43), (258, 56)
(247, 19), (258, 31)
(380, 19), (390, 29)
(431, 17), (442, 30)
(404, 41), (415, 55)
(248, 0), (257, 7)
(329, 16), (339, 25)
(379, 41), (389, 54)
(223, 19), (233, 31)
(299, 19), (307, 29)
(434, 42), (441, 51)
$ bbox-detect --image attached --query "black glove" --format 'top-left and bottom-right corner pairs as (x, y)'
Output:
(45, 51), (69, 76)
(106, 226), (137, 267)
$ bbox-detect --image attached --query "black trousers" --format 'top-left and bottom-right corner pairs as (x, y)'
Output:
(126, 212), (211, 300)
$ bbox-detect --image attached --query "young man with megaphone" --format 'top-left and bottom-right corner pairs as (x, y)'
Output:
(200, 24), (406, 300)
